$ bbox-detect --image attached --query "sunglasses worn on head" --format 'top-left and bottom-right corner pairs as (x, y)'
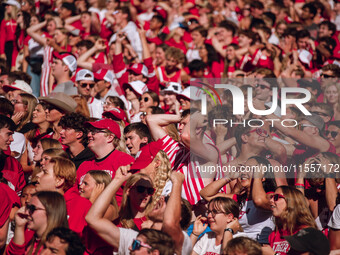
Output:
(80, 83), (95, 88)
(133, 186), (155, 195)
(324, 130), (339, 138)
(26, 204), (45, 216)
(271, 194), (285, 201)
(247, 128), (269, 137)
(131, 239), (152, 251)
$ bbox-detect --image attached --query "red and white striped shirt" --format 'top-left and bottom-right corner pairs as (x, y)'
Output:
(40, 46), (53, 96)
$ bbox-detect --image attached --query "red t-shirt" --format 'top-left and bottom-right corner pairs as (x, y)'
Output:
(1, 154), (26, 195)
(268, 227), (305, 255)
(64, 186), (92, 236)
(77, 149), (134, 206)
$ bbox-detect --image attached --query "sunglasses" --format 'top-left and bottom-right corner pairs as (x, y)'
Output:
(131, 239), (152, 251)
(271, 194), (285, 201)
(133, 186), (155, 195)
(89, 129), (108, 135)
(247, 128), (269, 137)
(26, 204), (45, 216)
(311, 111), (329, 117)
(139, 97), (149, 103)
(321, 74), (335, 78)
(80, 83), (95, 88)
(255, 84), (270, 90)
(324, 130), (339, 138)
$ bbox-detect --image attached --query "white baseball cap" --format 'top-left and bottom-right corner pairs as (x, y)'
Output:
(2, 0), (20, 9)
(3, 80), (33, 94)
(123, 81), (148, 96)
(298, 49), (312, 65)
(177, 86), (203, 101)
(76, 69), (94, 82)
(162, 82), (182, 94)
(53, 52), (77, 73)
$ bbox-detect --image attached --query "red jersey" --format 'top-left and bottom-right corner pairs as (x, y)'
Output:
(157, 66), (181, 87)
(0, 19), (17, 54)
(77, 149), (134, 206)
(1, 153), (26, 196)
(165, 38), (187, 54)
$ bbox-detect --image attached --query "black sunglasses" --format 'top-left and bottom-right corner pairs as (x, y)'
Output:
(321, 74), (335, 78)
(311, 111), (329, 117)
(80, 83), (95, 88)
(26, 204), (45, 216)
(139, 97), (149, 102)
(255, 84), (270, 89)
(324, 130), (339, 138)
(133, 186), (155, 195)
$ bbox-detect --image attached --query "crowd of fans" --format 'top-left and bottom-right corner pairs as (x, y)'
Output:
(2, 0), (340, 254)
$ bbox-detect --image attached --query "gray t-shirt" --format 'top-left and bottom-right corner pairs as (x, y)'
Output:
(53, 81), (78, 95)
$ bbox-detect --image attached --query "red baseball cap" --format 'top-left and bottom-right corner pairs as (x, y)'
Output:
(128, 63), (148, 77)
(130, 140), (163, 170)
(94, 69), (115, 84)
(53, 52), (77, 73)
(85, 119), (121, 139)
(102, 108), (129, 126)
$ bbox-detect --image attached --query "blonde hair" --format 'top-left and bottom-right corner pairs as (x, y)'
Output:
(165, 123), (180, 142)
(17, 93), (38, 131)
(4, 4), (18, 20)
(323, 83), (340, 112)
(119, 173), (154, 229)
(152, 150), (172, 206)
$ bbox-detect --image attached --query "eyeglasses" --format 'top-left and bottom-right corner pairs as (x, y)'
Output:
(270, 194), (285, 201)
(255, 84), (270, 90)
(133, 186), (155, 195)
(89, 129), (107, 135)
(247, 128), (269, 137)
(131, 239), (152, 251)
(205, 209), (225, 218)
(297, 124), (316, 130)
(26, 204), (45, 216)
(80, 83), (95, 88)
(311, 111), (329, 117)
(321, 73), (335, 78)
(139, 97), (149, 102)
(324, 130), (339, 138)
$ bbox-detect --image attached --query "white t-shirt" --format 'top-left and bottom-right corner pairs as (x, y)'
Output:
(238, 199), (275, 243)
(10, 132), (26, 160)
(328, 204), (340, 229)
(88, 97), (104, 119)
(119, 228), (192, 255)
(193, 231), (221, 255)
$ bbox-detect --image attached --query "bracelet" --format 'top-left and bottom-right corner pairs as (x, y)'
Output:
(295, 183), (305, 188)
(224, 228), (234, 235)
(191, 232), (200, 237)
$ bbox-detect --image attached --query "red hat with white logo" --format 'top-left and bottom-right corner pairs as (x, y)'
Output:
(130, 140), (163, 170)
(176, 86), (203, 101)
(85, 119), (121, 139)
(128, 63), (148, 77)
(53, 52), (77, 73)
(102, 108), (129, 126)
(123, 81), (148, 97)
(3, 80), (33, 94)
(94, 69), (115, 84)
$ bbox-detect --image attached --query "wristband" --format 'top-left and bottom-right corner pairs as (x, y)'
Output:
(191, 232), (200, 237)
(224, 228), (234, 235)
(295, 183), (305, 188)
